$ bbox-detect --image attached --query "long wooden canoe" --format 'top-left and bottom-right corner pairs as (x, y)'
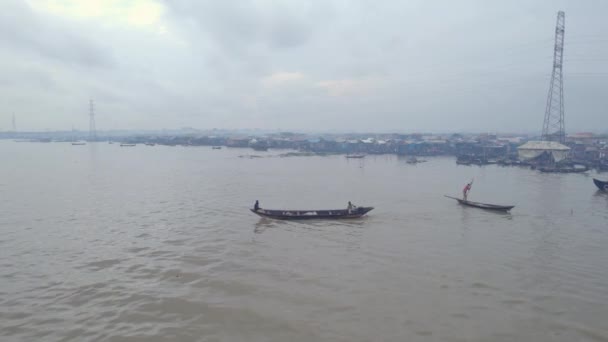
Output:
(250, 206), (374, 220)
(444, 195), (514, 211)
(593, 178), (608, 191)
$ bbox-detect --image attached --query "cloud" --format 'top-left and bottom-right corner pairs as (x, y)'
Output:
(261, 71), (305, 87)
(27, 0), (166, 31)
(0, 1), (115, 68)
(161, 1), (333, 55)
(317, 78), (382, 97)
(2, 0), (608, 132)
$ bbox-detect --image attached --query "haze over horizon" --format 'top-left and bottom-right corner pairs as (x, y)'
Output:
(2, 0), (608, 133)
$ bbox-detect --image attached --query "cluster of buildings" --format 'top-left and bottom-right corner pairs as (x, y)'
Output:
(124, 131), (608, 169)
(1, 130), (606, 170)
(128, 132), (507, 156)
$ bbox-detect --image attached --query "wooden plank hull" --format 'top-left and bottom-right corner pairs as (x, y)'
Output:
(593, 178), (608, 191)
(251, 207), (373, 220)
(445, 195), (514, 211)
(539, 167), (588, 173)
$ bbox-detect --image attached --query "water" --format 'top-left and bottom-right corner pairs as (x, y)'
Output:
(1, 141), (607, 342)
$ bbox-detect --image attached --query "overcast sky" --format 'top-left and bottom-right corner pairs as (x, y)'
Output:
(2, 0), (608, 133)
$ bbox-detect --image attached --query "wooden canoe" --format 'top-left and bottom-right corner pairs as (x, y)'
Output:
(444, 195), (514, 211)
(250, 206), (374, 220)
(593, 178), (608, 191)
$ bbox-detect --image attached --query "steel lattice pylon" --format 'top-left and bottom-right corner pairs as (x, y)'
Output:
(542, 11), (565, 144)
(89, 99), (97, 141)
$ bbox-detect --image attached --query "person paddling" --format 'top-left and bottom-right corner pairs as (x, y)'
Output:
(462, 180), (473, 201)
(254, 200), (260, 211)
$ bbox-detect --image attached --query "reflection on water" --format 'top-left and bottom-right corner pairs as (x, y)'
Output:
(253, 218), (284, 234)
(594, 190), (608, 198)
(0, 141), (607, 342)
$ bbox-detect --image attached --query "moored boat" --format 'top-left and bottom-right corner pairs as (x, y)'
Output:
(406, 157), (426, 164)
(444, 195), (514, 211)
(346, 154), (365, 159)
(71, 142), (86, 145)
(212, 146), (222, 149)
(250, 205), (374, 220)
(593, 178), (608, 191)
(120, 144), (136, 147)
(538, 166), (589, 173)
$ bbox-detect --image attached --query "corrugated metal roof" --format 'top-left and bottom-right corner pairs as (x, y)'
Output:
(517, 141), (570, 150)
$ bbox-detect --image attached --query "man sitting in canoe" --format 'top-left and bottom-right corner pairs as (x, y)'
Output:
(462, 180), (473, 201)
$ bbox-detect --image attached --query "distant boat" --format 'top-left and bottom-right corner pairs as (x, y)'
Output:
(120, 144), (136, 147)
(212, 146), (222, 149)
(538, 166), (588, 173)
(249, 139), (269, 151)
(108, 141), (113, 144)
(346, 154), (365, 159)
(444, 195), (514, 211)
(71, 142), (86, 146)
(593, 178), (608, 191)
(250, 205), (374, 220)
(145, 143), (155, 146)
(406, 157), (426, 164)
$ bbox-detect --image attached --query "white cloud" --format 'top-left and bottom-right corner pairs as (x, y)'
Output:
(261, 71), (305, 87)
(2, 0), (608, 132)
(26, 0), (166, 32)
(316, 78), (382, 97)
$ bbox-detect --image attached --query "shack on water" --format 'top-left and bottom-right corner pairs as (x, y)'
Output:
(517, 141), (570, 162)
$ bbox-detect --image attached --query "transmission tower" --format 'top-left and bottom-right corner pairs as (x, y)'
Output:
(89, 99), (97, 141)
(542, 11), (566, 144)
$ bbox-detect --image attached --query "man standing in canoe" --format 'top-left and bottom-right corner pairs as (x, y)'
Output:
(462, 180), (473, 201)
(254, 200), (260, 211)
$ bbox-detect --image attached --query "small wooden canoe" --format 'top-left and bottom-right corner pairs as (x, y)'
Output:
(593, 178), (608, 191)
(444, 195), (514, 211)
(346, 154), (365, 159)
(251, 206), (374, 220)
(538, 166), (589, 173)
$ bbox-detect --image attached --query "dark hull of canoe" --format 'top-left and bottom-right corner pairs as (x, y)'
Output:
(593, 178), (608, 191)
(445, 195), (514, 211)
(251, 207), (374, 220)
(539, 167), (588, 173)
